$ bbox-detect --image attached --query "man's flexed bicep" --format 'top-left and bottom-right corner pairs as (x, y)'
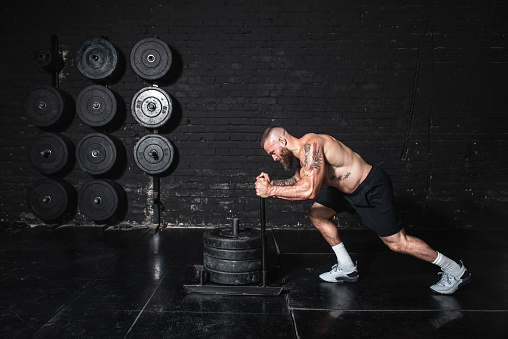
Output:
(297, 139), (326, 198)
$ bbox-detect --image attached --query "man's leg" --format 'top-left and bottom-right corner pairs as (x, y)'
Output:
(379, 228), (438, 262)
(380, 228), (471, 294)
(309, 202), (358, 283)
(309, 202), (342, 246)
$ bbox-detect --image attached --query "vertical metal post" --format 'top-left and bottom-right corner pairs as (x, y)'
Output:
(152, 175), (161, 227)
(152, 127), (161, 230)
(232, 218), (239, 237)
(260, 197), (267, 287)
(51, 35), (59, 88)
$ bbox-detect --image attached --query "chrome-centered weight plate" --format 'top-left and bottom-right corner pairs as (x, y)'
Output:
(131, 86), (172, 128)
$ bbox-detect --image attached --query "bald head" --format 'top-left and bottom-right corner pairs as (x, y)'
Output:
(261, 127), (287, 148)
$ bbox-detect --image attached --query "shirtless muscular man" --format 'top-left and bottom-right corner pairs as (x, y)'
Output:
(255, 127), (471, 294)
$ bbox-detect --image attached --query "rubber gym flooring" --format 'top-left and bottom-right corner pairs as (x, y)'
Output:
(0, 225), (507, 338)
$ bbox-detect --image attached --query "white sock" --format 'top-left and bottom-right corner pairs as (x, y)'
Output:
(332, 242), (355, 270)
(432, 252), (461, 276)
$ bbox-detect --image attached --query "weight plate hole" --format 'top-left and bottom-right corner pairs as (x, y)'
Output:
(40, 149), (52, 158)
(149, 149), (158, 159)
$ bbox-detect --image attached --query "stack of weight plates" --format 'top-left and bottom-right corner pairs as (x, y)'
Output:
(203, 226), (262, 285)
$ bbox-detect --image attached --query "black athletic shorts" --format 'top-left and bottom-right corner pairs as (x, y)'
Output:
(315, 166), (402, 237)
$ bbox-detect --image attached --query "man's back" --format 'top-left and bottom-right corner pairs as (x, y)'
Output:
(298, 133), (372, 194)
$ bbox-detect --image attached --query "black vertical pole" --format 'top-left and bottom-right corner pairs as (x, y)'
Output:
(260, 197), (267, 287)
(51, 35), (58, 88)
(153, 175), (161, 227)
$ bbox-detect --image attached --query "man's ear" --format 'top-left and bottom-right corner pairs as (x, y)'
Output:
(279, 137), (287, 146)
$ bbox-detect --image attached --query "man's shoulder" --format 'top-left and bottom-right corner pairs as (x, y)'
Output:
(300, 133), (323, 142)
(300, 133), (332, 147)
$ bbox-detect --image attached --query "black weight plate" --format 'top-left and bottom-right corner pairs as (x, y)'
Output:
(204, 245), (262, 260)
(29, 133), (74, 175)
(33, 49), (64, 72)
(78, 179), (124, 221)
(23, 86), (71, 127)
(76, 38), (118, 80)
(76, 85), (118, 127)
(206, 268), (262, 285)
(76, 133), (118, 175)
(203, 228), (262, 250)
(130, 38), (172, 81)
(33, 49), (53, 68)
(133, 134), (174, 175)
(131, 87), (172, 128)
(27, 178), (75, 221)
(204, 254), (262, 273)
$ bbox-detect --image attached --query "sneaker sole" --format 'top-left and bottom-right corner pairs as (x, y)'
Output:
(430, 272), (472, 295)
(319, 276), (359, 283)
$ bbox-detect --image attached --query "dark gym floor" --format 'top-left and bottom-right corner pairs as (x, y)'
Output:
(1, 224), (507, 338)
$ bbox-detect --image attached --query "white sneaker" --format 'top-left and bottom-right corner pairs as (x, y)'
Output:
(430, 261), (472, 295)
(319, 262), (359, 283)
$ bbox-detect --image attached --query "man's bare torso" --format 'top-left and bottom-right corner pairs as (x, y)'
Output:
(297, 133), (372, 194)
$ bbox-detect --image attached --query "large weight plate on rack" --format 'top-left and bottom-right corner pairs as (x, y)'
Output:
(27, 178), (76, 221)
(203, 227), (262, 250)
(76, 38), (118, 81)
(76, 85), (118, 127)
(29, 133), (74, 175)
(76, 133), (119, 175)
(23, 86), (72, 127)
(130, 37), (172, 81)
(133, 134), (174, 175)
(78, 179), (124, 222)
(131, 87), (172, 128)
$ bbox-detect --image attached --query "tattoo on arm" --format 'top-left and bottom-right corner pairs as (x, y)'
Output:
(303, 142), (323, 177)
(272, 177), (298, 186)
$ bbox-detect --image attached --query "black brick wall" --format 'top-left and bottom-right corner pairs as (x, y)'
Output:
(0, 0), (507, 230)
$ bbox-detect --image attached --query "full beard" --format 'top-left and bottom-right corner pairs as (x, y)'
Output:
(279, 148), (294, 171)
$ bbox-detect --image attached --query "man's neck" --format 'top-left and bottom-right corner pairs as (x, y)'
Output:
(286, 136), (301, 158)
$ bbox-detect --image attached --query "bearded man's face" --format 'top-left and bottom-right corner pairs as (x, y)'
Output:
(279, 147), (294, 171)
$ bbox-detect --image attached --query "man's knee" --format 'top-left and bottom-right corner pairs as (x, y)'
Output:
(309, 203), (336, 225)
(381, 230), (409, 254)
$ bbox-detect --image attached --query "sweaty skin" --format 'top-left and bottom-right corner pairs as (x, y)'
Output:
(256, 133), (372, 200)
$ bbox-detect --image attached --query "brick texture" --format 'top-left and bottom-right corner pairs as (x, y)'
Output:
(0, 0), (507, 230)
